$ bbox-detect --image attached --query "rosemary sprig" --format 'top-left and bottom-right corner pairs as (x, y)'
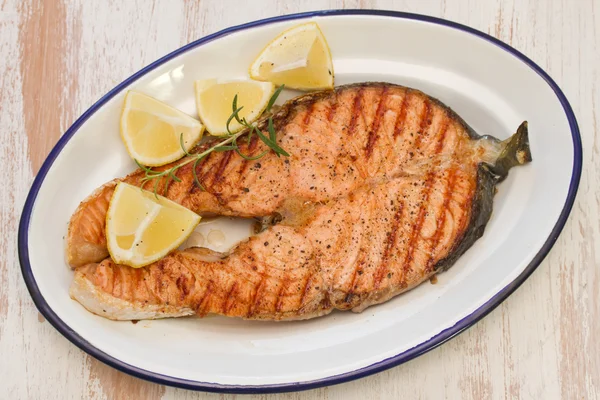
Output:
(136, 85), (288, 197)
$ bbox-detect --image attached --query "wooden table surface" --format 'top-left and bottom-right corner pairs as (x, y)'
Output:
(2, 0), (598, 398)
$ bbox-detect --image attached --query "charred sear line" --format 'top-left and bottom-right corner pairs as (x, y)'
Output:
(299, 270), (315, 309)
(347, 88), (365, 136)
(222, 282), (238, 314)
(365, 87), (389, 158)
(413, 99), (433, 149)
(247, 275), (266, 317)
(85, 202), (108, 243)
(344, 204), (371, 304)
(398, 106), (450, 284)
(302, 100), (316, 126)
(374, 201), (404, 289)
(426, 167), (457, 272)
(195, 151), (217, 189)
(327, 93), (338, 122)
(237, 133), (260, 178)
(175, 271), (193, 301)
(275, 277), (289, 312)
(401, 170), (436, 287)
(212, 150), (233, 185)
(195, 281), (213, 316)
(393, 90), (410, 139)
(345, 257), (365, 305)
(435, 113), (451, 153)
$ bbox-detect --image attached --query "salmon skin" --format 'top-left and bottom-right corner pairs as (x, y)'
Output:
(68, 82), (531, 321)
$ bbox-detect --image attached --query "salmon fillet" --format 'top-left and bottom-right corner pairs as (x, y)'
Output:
(68, 82), (531, 320)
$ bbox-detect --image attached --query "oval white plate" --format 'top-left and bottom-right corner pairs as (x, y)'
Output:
(19, 10), (581, 393)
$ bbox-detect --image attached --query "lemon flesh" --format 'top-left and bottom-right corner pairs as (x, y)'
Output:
(249, 22), (334, 90)
(195, 79), (275, 136)
(106, 182), (201, 268)
(121, 91), (204, 166)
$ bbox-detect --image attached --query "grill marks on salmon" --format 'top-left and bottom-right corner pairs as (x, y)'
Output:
(67, 84), (475, 268)
(72, 162), (479, 320)
(67, 82), (532, 321)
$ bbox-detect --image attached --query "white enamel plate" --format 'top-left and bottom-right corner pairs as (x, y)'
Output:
(19, 11), (581, 393)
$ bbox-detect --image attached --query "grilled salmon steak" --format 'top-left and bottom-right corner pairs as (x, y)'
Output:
(68, 82), (531, 320)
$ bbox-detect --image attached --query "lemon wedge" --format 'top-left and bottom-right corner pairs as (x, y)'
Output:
(249, 22), (334, 90)
(195, 79), (275, 136)
(120, 91), (204, 166)
(106, 182), (201, 268)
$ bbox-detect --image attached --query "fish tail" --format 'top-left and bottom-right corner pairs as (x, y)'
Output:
(490, 121), (532, 181)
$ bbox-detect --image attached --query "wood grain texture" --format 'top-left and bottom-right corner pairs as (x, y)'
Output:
(1, 0), (597, 398)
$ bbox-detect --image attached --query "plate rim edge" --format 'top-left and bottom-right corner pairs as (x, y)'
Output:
(17, 9), (583, 394)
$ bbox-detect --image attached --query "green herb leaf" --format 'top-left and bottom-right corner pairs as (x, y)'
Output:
(169, 171), (181, 182)
(134, 86), (289, 197)
(134, 159), (152, 173)
(179, 133), (193, 156)
(192, 157), (204, 191)
(254, 125), (289, 157)
(214, 145), (238, 152)
(232, 95), (244, 125)
(235, 148), (268, 160)
(163, 176), (172, 196)
(268, 117), (276, 142)
(226, 105), (244, 135)
(266, 84), (285, 112)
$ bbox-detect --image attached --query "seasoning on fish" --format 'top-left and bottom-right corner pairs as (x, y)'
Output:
(67, 82), (531, 320)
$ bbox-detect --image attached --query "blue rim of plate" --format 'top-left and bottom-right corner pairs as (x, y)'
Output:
(18, 9), (582, 394)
